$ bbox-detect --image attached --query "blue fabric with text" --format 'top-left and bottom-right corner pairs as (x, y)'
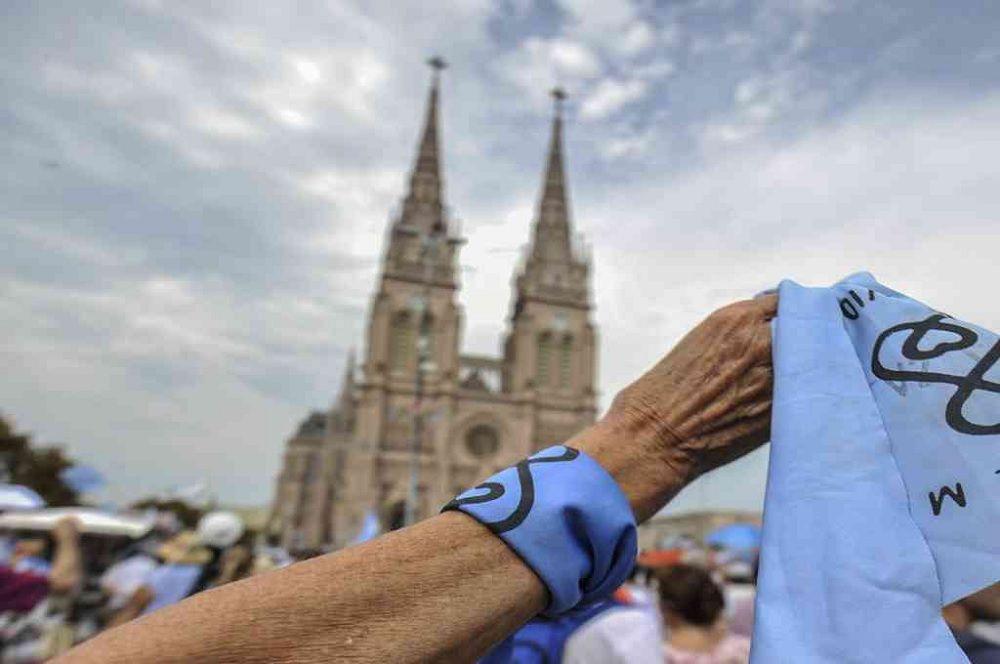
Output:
(443, 445), (637, 616)
(753, 272), (999, 662)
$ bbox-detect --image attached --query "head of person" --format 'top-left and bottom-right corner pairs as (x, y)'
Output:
(943, 581), (1000, 632)
(11, 532), (49, 562)
(657, 563), (725, 629)
(196, 511), (244, 553)
(187, 511), (246, 592)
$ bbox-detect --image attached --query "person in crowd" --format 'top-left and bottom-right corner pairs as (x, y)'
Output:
(206, 532), (255, 589)
(103, 530), (210, 627)
(0, 519), (83, 660)
(252, 534), (293, 574)
(0, 518), (82, 614)
(719, 560), (756, 639)
(104, 511), (245, 627)
(943, 583), (1000, 663)
(658, 564), (750, 664)
(97, 540), (159, 614)
(56, 296), (777, 663)
(480, 576), (663, 663)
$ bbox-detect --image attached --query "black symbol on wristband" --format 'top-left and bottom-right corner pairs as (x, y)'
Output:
(443, 446), (580, 534)
(872, 314), (1000, 435)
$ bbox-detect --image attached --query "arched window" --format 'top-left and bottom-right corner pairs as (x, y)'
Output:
(389, 312), (414, 370)
(537, 333), (553, 387)
(559, 335), (573, 388)
(465, 425), (499, 458)
(417, 313), (435, 370)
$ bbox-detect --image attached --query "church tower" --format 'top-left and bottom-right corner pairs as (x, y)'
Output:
(360, 57), (463, 389)
(271, 72), (600, 552)
(333, 58), (466, 539)
(504, 89), (598, 446)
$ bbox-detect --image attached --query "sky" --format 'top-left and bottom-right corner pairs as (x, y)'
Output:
(2, 0), (999, 510)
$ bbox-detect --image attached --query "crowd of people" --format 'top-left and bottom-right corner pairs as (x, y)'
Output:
(485, 548), (1000, 664)
(0, 512), (996, 662)
(0, 510), (295, 661)
(480, 545), (759, 664)
(0, 295), (993, 663)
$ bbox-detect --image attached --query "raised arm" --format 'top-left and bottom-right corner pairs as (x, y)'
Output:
(48, 517), (83, 595)
(58, 296), (775, 664)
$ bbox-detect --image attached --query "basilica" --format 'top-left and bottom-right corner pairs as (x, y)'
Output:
(269, 64), (599, 551)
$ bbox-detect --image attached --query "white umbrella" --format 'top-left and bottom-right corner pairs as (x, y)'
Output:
(0, 507), (154, 538)
(0, 484), (46, 511)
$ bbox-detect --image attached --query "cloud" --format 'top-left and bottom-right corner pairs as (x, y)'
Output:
(495, 36), (603, 107)
(578, 92), (1000, 512)
(3, 0), (1000, 513)
(580, 78), (648, 120)
(556, 0), (638, 37)
(615, 20), (657, 57)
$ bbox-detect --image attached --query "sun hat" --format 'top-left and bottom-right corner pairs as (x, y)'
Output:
(196, 511), (244, 549)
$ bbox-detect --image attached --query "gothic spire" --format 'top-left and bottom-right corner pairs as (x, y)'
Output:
(342, 348), (356, 391)
(530, 88), (573, 263)
(335, 348), (356, 424)
(400, 57), (448, 234)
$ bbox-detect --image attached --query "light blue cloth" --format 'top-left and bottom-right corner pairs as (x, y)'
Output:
(351, 509), (381, 545)
(141, 563), (202, 615)
(12, 555), (50, 576)
(753, 273), (999, 662)
(444, 445), (637, 616)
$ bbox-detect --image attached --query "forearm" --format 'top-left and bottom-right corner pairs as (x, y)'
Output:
(49, 530), (83, 594)
(58, 512), (546, 664)
(56, 296), (774, 663)
(104, 587), (152, 629)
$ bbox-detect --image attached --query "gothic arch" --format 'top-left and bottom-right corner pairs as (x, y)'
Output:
(559, 333), (573, 388)
(389, 310), (414, 371)
(537, 331), (554, 387)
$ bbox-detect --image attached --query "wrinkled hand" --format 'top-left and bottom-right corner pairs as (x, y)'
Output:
(571, 295), (776, 521)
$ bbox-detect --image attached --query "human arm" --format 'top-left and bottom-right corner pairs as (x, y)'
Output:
(57, 295), (776, 664)
(208, 544), (251, 588)
(104, 585), (154, 629)
(48, 518), (83, 595)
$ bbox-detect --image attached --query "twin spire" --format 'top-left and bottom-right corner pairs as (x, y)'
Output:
(400, 57), (448, 235)
(532, 87), (574, 264)
(403, 60), (574, 264)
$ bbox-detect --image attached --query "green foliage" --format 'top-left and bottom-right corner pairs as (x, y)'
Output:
(0, 416), (79, 506)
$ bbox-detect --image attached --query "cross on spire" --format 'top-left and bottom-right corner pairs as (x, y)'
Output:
(527, 86), (572, 264)
(397, 56), (448, 234)
(428, 56), (447, 84)
(551, 87), (567, 118)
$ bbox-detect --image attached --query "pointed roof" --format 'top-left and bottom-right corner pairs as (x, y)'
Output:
(530, 88), (574, 264)
(334, 349), (356, 422)
(341, 349), (355, 390)
(399, 58), (448, 234)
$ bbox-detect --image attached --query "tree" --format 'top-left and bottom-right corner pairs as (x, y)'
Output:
(0, 416), (79, 506)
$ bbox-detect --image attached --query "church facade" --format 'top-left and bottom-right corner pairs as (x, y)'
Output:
(269, 67), (598, 551)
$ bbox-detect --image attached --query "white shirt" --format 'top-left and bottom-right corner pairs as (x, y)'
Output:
(562, 607), (663, 664)
(100, 554), (158, 610)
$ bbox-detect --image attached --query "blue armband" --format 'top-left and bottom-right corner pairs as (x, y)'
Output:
(442, 445), (637, 616)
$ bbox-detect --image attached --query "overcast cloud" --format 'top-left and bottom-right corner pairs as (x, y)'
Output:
(2, 0), (999, 510)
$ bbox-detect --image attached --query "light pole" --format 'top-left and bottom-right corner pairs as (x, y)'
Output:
(405, 231), (440, 527)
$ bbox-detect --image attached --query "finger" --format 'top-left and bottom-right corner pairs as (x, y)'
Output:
(754, 293), (778, 321)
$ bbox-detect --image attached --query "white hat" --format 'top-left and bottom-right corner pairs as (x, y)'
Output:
(196, 511), (244, 548)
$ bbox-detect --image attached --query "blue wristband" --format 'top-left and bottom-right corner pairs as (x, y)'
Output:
(442, 445), (637, 616)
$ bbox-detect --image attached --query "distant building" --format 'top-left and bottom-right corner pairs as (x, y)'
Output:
(269, 65), (598, 551)
(638, 510), (763, 551)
